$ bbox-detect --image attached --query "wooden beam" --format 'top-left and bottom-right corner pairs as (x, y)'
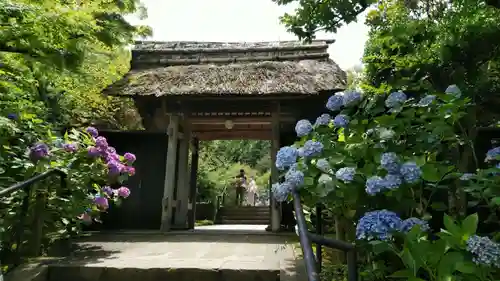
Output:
(195, 131), (272, 140)
(160, 114), (179, 232)
(187, 138), (199, 229)
(189, 116), (295, 125)
(270, 102), (281, 232)
(174, 117), (191, 228)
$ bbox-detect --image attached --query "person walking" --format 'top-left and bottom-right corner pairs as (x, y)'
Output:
(246, 177), (258, 206)
(234, 169), (246, 206)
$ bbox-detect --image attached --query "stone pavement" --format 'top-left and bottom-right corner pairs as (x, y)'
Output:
(10, 226), (304, 281)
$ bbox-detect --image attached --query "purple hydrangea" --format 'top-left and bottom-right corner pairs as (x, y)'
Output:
(314, 113), (331, 127)
(117, 186), (131, 198)
(333, 114), (349, 128)
(302, 140), (323, 158)
(107, 160), (124, 176)
(385, 91), (407, 108)
(125, 166), (136, 176)
(356, 210), (403, 241)
(380, 152), (400, 173)
(335, 167), (356, 183)
(95, 136), (108, 148)
(326, 93), (344, 111)
(62, 143), (77, 152)
(102, 186), (114, 196)
(29, 143), (50, 161)
(86, 127), (98, 137)
(124, 152), (136, 164)
(295, 119), (313, 137)
(276, 146), (299, 171)
(94, 195), (109, 210)
(417, 95), (436, 107)
(466, 235), (500, 267)
(400, 217), (430, 233)
(87, 146), (100, 158)
(399, 162), (422, 183)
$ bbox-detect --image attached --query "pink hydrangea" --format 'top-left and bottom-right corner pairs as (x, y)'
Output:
(125, 166), (136, 176)
(117, 186), (131, 198)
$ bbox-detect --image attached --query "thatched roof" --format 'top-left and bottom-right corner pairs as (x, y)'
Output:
(104, 40), (346, 96)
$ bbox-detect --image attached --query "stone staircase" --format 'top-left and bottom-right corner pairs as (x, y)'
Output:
(217, 206), (270, 225)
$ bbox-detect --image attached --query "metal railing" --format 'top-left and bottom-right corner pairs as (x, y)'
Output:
(0, 169), (67, 273)
(292, 190), (358, 281)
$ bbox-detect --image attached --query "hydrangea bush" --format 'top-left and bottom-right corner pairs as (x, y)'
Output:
(0, 115), (135, 263)
(272, 86), (500, 279)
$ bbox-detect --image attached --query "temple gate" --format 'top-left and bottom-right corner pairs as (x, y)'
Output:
(103, 40), (346, 232)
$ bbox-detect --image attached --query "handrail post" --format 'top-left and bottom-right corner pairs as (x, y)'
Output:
(315, 204), (323, 273)
(347, 250), (358, 281)
(292, 191), (319, 281)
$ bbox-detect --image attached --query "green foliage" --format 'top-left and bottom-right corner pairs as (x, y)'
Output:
(197, 140), (271, 203)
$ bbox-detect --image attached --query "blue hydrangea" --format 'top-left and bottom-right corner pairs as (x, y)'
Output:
(485, 147), (500, 162)
(380, 152), (400, 173)
(285, 169), (304, 189)
(365, 176), (386, 195)
(297, 147), (305, 157)
(295, 119), (313, 137)
(466, 235), (500, 268)
(400, 217), (430, 233)
(383, 174), (402, 190)
(302, 140), (323, 158)
(315, 158), (331, 173)
(460, 173), (474, 181)
(343, 91), (362, 106)
(356, 210), (403, 241)
(272, 182), (292, 202)
(385, 91), (407, 108)
(417, 95), (436, 107)
(333, 114), (349, 128)
(378, 128), (396, 140)
(335, 167), (356, 183)
(445, 84), (462, 99)
(275, 146), (298, 170)
(314, 113), (331, 127)
(326, 93), (344, 111)
(399, 162), (421, 183)
(318, 174), (333, 184)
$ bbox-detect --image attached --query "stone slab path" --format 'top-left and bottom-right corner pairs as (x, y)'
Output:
(10, 228), (304, 281)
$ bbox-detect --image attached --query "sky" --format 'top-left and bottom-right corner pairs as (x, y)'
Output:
(127, 0), (369, 70)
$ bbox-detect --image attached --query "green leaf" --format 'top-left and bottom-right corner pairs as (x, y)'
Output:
(443, 214), (461, 236)
(455, 261), (476, 274)
(421, 164), (440, 182)
(461, 213), (478, 235)
(388, 270), (412, 278)
(438, 251), (464, 278)
(491, 197), (500, 206)
(369, 240), (392, 254)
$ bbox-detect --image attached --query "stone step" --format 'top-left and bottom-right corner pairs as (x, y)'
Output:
(220, 219), (270, 224)
(220, 214), (270, 220)
(48, 265), (280, 281)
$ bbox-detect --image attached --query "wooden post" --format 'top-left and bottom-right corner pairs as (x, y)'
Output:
(270, 102), (281, 232)
(187, 137), (199, 229)
(160, 114), (179, 232)
(174, 118), (191, 228)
